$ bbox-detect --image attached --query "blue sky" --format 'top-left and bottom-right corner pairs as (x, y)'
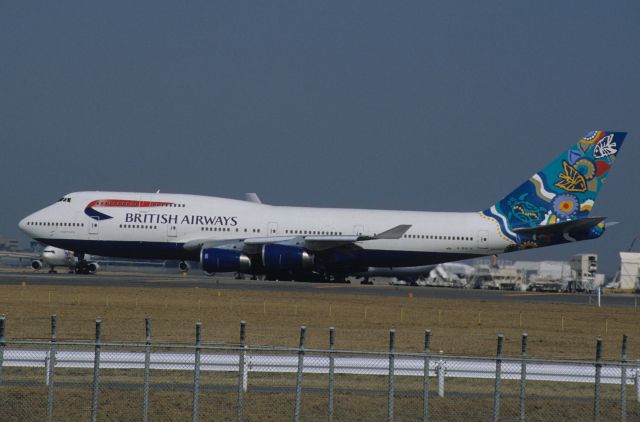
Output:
(1, 2), (638, 273)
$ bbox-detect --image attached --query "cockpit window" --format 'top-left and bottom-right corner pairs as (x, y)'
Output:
(57, 197), (71, 203)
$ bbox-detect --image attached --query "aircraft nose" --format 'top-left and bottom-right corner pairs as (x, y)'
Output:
(18, 217), (28, 233)
(18, 214), (34, 234)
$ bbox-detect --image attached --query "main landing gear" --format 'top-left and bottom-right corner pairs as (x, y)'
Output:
(73, 252), (98, 274)
(74, 260), (91, 274)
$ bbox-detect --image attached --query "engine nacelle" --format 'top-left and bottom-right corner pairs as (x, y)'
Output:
(87, 262), (100, 274)
(201, 248), (251, 273)
(261, 244), (314, 270)
(31, 260), (43, 270)
(178, 261), (190, 272)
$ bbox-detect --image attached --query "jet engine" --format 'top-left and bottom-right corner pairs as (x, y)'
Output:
(261, 244), (314, 270)
(31, 259), (44, 270)
(201, 248), (251, 273)
(87, 262), (100, 274)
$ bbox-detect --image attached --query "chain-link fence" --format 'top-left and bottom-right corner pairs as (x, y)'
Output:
(1, 316), (639, 421)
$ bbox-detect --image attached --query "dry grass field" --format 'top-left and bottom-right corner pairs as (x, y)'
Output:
(1, 282), (639, 359)
(2, 281), (640, 420)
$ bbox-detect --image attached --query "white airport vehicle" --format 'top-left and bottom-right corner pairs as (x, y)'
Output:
(17, 131), (626, 280)
(471, 265), (526, 290)
(527, 276), (566, 292)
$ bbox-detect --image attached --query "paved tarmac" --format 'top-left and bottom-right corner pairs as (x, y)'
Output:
(0, 269), (637, 308)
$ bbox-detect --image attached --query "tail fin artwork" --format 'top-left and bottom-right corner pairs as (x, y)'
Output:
(482, 131), (627, 250)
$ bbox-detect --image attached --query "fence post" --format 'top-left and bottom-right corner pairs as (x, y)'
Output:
(519, 333), (528, 422)
(594, 337), (603, 422)
(143, 318), (151, 422)
(328, 327), (335, 422)
(388, 329), (395, 422)
(492, 334), (504, 422)
(620, 334), (628, 422)
(0, 316), (4, 385)
(423, 329), (432, 422)
(636, 370), (640, 403)
(293, 326), (306, 422)
(192, 321), (202, 422)
(46, 315), (57, 422)
(437, 355), (445, 398)
(90, 319), (102, 422)
(237, 321), (246, 422)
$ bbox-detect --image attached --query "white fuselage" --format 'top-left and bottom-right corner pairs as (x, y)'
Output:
(41, 246), (77, 267)
(19, 191), (510, 271)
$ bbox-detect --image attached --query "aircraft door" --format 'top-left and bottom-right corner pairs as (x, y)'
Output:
(167, 223), (178, 238)
(89, 221), (99, 236)
(268, 222), (278, 236)
(73, 212), (82, 235)
(477, 230), (489, 249)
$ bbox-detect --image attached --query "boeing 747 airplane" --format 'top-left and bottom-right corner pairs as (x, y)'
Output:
(18, 131), (626, 281)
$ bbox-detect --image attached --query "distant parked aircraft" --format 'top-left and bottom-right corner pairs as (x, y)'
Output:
(0, 246), (99, 273)
(18, 131), (626, 281)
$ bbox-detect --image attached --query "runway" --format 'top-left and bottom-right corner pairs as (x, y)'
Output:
(0, 269), (637, 307)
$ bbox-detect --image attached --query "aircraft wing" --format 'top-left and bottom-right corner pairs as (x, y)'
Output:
(183, 224), (412, 253)
(304, 225), (412, 250)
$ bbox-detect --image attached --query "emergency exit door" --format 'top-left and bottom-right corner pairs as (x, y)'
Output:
(478, 230), (489, 249)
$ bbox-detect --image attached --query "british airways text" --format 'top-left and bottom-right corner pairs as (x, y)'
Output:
(125, 213), (238, 226)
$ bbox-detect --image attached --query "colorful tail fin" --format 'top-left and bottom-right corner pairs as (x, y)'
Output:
(482, 131), (627, 242)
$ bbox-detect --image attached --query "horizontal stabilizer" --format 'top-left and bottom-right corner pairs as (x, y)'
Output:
(513, 217), (606, 236)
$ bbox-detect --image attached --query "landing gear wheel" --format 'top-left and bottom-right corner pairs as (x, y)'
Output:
(75, 260), (90, 274)
(333, 275), (349, 284)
